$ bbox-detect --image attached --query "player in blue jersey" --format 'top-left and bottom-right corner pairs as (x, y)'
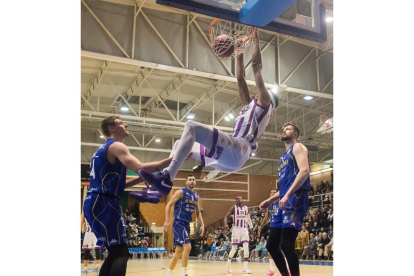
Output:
(163, 174), (205, 276)
(137, 28), (279, 197)
(259, 122), (311, 276)
(83, 115), (174, 276)
(258, 189), (279, 276)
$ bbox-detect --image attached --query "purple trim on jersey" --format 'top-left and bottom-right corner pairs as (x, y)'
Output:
(233, 205), (236, 226)
(206, 128), (219, 158)
(232, 243), (239, 245)
(200, 144), (206, 167)
(82, 248), (92, 251)
(236, 206), (239, 227)
(233, 117), (244, 137)
(241, 100), (258, 137)
(241, 240), (249, 243)
(257, 105), (270, 124)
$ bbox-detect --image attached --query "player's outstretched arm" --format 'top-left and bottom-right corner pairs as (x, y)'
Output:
(259, 191), (280, 209)
(236, 53), (251, 106)
(279, 143), (310, 210)
(125, 176), (145, 189)
(223, 206), (234, 230)
(164, 190), (184, 232)
(251, 28), (271, 108)
(109, 142), (173, 173)
(195, 201), (205, 237)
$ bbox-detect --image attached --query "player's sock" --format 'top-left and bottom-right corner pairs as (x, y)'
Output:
(165, 269), (173, 276)
(244, 261), (248, 269)
(182, 267), (187, 275)
(270, 258), (275, 271)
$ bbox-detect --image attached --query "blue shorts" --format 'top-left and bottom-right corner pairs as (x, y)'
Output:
(173, 220), (190, 247)
(271, 190), (309, 232)
(83, 193), (127, 248)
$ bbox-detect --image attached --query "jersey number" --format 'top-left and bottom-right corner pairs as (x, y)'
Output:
(90, 160), (95, 179)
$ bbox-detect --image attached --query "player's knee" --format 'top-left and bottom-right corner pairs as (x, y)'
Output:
(184, 120), (197, 130)
(183, 243), (191, 251)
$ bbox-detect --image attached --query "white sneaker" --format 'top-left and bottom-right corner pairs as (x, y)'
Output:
(226, 262), (232, 273)
(81, 268), (88, 276)
(220, 256), (224, 260)
(95, 266), (100, 275)
(236, 256), (241, 261)
(242, 268), (251, 274)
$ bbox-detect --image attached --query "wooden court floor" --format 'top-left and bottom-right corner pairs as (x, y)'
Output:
(81, 258), (333, 276)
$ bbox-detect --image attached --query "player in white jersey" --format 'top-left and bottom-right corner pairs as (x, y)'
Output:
(223, 197), (253, 274)
(81, 213), (101, 275)
(138, 28), (279, 197)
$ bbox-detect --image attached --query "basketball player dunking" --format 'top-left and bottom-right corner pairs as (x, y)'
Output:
(137, 28), (279, 197)
(83, 116), (174, 276)
(81, 212), (101, 275)
(259, 122), (311, 276)
(258, 189), (279, 276)
(164, 174), (204, 276)
(223, 197), (253, 274)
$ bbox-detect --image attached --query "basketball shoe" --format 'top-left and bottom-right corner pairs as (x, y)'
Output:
(138, 169), (173, 195)
(130, 182), (162, 203)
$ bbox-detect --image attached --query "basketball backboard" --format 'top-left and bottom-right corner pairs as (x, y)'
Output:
(155, 0), (327, 43)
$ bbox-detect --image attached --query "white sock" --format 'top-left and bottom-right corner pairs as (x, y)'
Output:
(165, 269), (173, 276)
(96, 264), (100, 268)
(182, 267), (187, 276)
(244, 261), (248, 269)
(270, 259), (275, 271)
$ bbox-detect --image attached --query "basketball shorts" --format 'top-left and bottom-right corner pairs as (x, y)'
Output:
(272, 189), (309, 232)
(231, 226), (249, 245)
(190, 128), (252, 172)
(173, 220), (190, 247)
(82, 231), (100, 250)
(83, 193), (127, 248)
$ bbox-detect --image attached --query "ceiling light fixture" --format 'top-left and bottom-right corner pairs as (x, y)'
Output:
(228, 113), (234, 119)
(251, 153), (256, 156)
(225, 116), (230, 121)
(100, 135), (104, 138)
(155, 138), (161, 142)
(187, 113), (195, 119)
(304, 96), (313, 100)
(120, 106), (129, 111)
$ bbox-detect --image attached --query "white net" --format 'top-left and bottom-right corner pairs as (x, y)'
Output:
(209, 18), (254, 60)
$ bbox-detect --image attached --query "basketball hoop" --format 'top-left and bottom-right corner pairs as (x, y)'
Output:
(209, 18), (254, 60)
(319, 114), (331, 128)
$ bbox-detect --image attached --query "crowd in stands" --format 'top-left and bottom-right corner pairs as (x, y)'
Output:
(192, 180), (333, 261)
(122, 209), (154, 249)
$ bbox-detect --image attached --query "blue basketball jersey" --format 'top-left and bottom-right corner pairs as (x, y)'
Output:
(88, 138), (127, 199)
(278, 144), (311, 198)
(174, 188), (199, 223)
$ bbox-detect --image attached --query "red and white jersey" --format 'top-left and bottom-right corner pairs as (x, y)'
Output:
(231, 89), (277, 153)
(233, 205), (249, 228)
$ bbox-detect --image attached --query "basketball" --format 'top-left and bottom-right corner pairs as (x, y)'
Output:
(212, 34), (234, 58)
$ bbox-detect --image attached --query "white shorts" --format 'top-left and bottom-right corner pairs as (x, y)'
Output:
(231, 226), (249, 245)
(82, 231), (100, 250)
(191, 128), (251, 172)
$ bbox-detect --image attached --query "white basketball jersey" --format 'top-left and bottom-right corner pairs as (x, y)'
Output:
(233, 205), (249, 228)
(232, 89), (277, 153)
(84, 218), (92, 233)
